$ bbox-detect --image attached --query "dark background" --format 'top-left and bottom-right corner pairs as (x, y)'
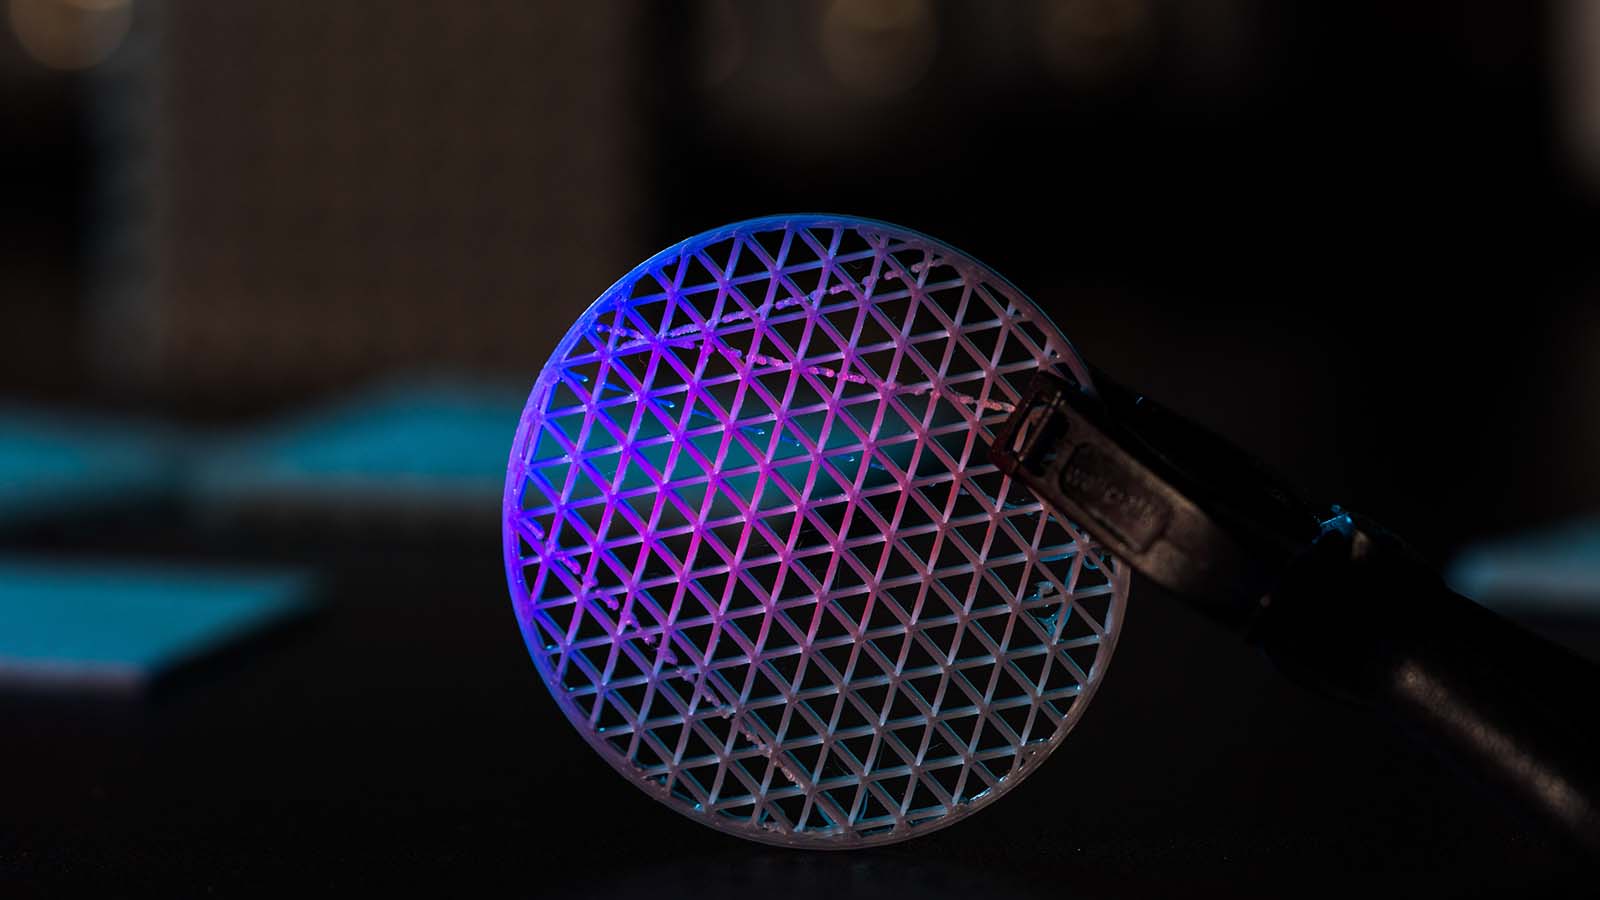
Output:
(3, 1), (1598, 895)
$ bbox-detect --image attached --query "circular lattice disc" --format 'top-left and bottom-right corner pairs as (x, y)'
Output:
(503, 215), (1128, 847)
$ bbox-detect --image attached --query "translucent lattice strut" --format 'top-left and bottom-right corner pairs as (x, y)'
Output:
(503, 215), (1128, 847)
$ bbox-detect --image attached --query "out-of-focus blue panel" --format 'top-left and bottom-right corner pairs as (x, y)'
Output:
(0, 559), (315, 690)
(0, 409), (179, 527)
(191, 378), (527, 518)
(1448, 517), (1600, 616)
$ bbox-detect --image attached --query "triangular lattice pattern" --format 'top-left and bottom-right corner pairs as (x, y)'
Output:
(503, 215), (1128, 847)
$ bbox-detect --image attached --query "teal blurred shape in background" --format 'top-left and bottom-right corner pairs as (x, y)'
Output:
(0, 559), (315, 692)
(0, 408), (181, 528)
(190, 378), (529, 523)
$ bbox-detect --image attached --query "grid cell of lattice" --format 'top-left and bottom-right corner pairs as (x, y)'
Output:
(504, 215), (1128, 847)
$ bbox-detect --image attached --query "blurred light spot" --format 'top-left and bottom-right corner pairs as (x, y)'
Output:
(695, 0), (745, 89)
(8, 0), (131, 71)
(1558, 0), (1600, 191)
(820, 0), (936, 100)
(1036, 0), (1152, 86)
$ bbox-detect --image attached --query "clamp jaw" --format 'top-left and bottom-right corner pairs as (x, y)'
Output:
(990, 371), (1329, 627)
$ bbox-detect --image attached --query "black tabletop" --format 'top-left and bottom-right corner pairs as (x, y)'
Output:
(4, 532), (1592, 898)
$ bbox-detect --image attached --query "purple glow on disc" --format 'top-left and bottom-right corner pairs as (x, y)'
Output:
(503, 215), (1128, 847)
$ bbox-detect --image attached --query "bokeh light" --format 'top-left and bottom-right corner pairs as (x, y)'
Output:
(819, 0), (936, 100)
(1035, 0), (1152, 87)
(8, 0), (131, 71)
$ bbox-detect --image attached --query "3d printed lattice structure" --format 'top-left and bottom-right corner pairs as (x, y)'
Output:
(504, 215), (1128, 847)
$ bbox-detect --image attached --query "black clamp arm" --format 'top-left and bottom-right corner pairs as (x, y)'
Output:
(991, 370), (1600, 858)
